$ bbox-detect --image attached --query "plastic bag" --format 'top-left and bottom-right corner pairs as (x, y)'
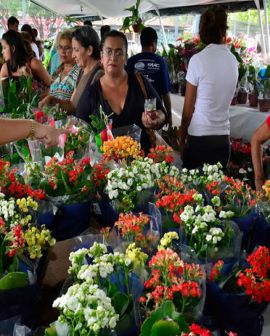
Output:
(13, 323), (31, 336)
(112, 124), (142, 143)
(0, 316), (21, 336)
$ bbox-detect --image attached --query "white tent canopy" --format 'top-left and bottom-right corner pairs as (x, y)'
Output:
(31, 0), (261, 18)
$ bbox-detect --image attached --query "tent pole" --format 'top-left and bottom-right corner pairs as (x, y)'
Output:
(263, 0), (270, 56)
(147, 1), (168, 48)
(254, 0), (267, 60)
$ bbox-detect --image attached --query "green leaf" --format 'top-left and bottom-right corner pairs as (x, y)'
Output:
(111, 292), (130, 317)
(44, 326), (58, 336)
(140, 301), (174, 336)
(150, 320), (180, 336)
(0, 272), (28, 290)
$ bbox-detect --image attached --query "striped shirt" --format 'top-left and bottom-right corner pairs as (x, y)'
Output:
(50, 64), (81, 100)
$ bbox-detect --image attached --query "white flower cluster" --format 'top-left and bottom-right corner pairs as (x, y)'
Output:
(106, 157), (179, 200)
(180, 201), (233, 252)
(69, 242), (132, 282)
(181, 163), (224, 186)
(53, 283), (119, 335)
(0, 196), (15, 222)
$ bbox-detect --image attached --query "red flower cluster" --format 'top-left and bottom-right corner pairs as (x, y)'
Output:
(115, 212), (149, 246)
(141, 248), (204, 309)
(206, 181), (221, 196)
(3, 168), (45, 200)
(147, 145), (174, 164)
(156, 175), (186, 198)
(6, 225), (25, 257)
(231, 139), (251, 155)
(209, 260), (224, 282)
(156, 190), (196, 224)
(237, 246), (270, 303)
(182, 323), (212, 336)
(43, 151), (93, 197)
(91, 162), (110, 196)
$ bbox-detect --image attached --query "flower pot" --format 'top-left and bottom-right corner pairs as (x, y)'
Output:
(258, 98), (270, 112)
(0, 284), (39, 326)
(98, 200), (119, 228)
(132, 21), (142, 33)
(38, 200), (92, 241)
(204, 281), (268, 336)
(248, 93), (258, 107)
(237, 91), (248, 104)
(230, 96), (238, 105)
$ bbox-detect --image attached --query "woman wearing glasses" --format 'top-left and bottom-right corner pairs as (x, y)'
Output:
(39, 29), (80, 107)
(76, 30), (167, 152)
(39, 27), (102, 114)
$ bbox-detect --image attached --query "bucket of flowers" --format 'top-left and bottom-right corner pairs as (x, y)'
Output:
(205, 246), (270, 336)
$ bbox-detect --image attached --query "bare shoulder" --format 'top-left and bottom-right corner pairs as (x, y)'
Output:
(0, 63), (9, 77)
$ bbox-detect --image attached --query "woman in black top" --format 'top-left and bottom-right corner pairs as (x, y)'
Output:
(76, 30), (167, 152)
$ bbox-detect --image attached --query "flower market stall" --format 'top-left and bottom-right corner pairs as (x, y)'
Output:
(1, 1), (270, 335)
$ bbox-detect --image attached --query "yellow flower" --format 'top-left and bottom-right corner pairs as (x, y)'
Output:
(126, 243), (147, 269)
(158, 232), (179, 250)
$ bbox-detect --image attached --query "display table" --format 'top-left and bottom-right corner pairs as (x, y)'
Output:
(170, 93), (270, 143)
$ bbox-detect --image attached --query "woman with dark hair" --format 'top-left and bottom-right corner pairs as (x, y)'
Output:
(39, 26), (102, 113)
(21, 31), (52, 93)
(180, 5), (238, 170)
(21, 24), (40, 59)
(76, 30), (167, 152)
(0, 30), (31, 78)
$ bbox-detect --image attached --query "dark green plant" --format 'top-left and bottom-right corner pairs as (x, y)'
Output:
(121, 0), (144, 32)
(247, 65), (259, 95)
(0, 76), (39, 118)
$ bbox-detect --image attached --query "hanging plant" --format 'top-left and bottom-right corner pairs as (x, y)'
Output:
(121, 0), (144, 33)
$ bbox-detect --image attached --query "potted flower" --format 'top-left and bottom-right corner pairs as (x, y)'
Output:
(50, 241), (147, 336)
(139, 234), (206, 336)
(258, 65), (270, 112)
(205, 246), (270, 336)
(0, 192), (55, 323)
(121, 0), (144, 33)
(28, 152), (94, 241)
(247, 65), (259, 107)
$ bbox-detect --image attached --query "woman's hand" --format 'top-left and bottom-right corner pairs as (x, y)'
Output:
(38, 95), (51, 109)
(142, 109), (165, 130)
(34, 123), (68, 147)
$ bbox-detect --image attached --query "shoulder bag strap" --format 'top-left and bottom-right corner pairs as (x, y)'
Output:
(135, 71), (148, 99)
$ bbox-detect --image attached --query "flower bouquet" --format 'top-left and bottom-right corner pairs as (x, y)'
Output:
(26, 152), (93, 240)
(0, 191), (55, 322)
(50, 241), (147, 336)
(89, 106), (113, 152)
(179, 198), (239, 260)
(102, 135), (142, 162)
(147, 145), (174, 164)
(139, 234), (206, 336)
(106, 157), (179, 212)
(37, 151), (93, 201)
(114, 212), (159, 253)
(205, 246), (270, 335)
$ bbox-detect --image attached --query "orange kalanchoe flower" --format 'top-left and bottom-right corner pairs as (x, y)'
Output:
(102, 136), (142, 161)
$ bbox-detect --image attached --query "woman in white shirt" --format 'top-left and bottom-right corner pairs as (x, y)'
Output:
(180, 5), (238, 170)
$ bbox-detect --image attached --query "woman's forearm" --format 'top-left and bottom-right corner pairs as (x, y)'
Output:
(251, 137), (264, 180)
(0, 119), (33, 145)
(50, 96), (75, 114)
